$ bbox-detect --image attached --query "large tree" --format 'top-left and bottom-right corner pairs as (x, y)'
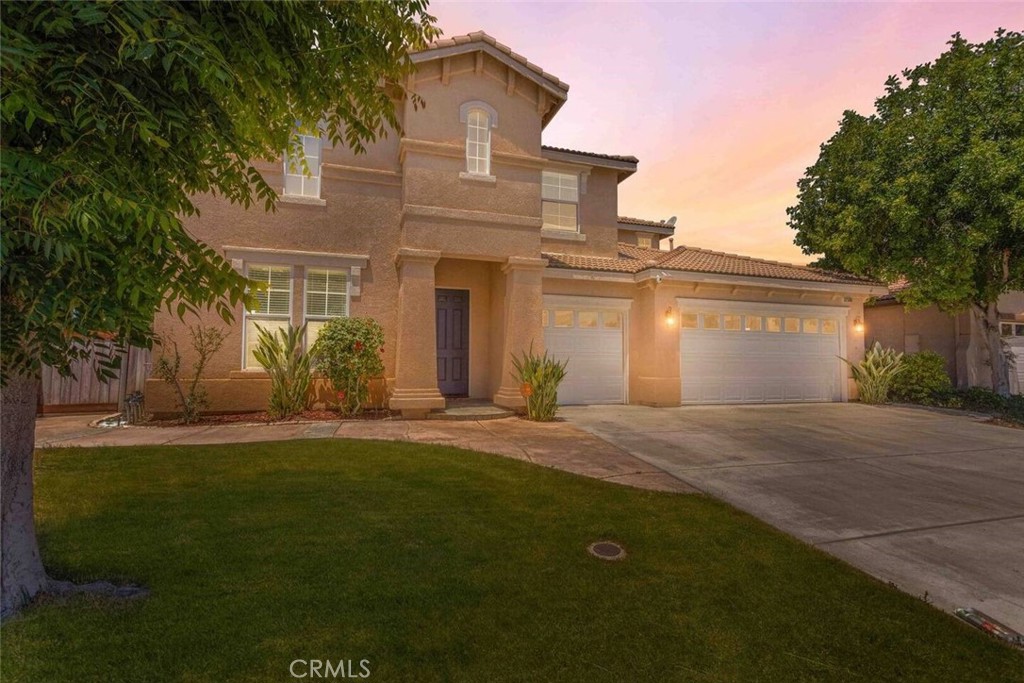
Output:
(0, 1), (437, 617)
(789, 29), (1024, 394)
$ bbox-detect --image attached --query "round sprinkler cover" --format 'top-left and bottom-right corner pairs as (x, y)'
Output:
(587, 541), (626, 561)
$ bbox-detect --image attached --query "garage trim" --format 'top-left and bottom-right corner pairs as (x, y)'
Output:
(676, 297), (850, 403)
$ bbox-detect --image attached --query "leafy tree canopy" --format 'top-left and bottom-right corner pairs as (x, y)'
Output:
(1, 0), (438, 381)
(788, 29), (1024, 311)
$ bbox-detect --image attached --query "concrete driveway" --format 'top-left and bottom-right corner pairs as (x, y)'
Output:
(563, 403), (1024, 631)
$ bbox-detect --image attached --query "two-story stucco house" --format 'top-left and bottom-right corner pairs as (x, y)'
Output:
(147, 32), (887, 418)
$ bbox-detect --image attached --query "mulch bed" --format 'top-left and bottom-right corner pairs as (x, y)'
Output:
(140, 409), (397, 427)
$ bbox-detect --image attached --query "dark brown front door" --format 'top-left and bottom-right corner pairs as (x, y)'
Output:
(436, 289), (469, 396)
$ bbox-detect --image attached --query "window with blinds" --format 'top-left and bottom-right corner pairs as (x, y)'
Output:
(542, 171), (579, 231)
(305, 268), (349, 348)
(244, 265), (292, 369)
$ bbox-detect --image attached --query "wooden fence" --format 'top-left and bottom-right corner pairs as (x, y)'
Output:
(39, 346), (151, 414)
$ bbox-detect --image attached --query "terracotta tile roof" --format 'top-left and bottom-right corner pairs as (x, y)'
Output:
(417, 32), (569, 91)
(542, 145), (639, 164)
(618, 216), (671, 228)
(543, 246), (650, 274)
(872, 278), (911, 302)
(544, 243), (881, 286)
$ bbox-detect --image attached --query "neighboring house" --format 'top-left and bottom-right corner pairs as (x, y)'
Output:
(147, 31), (886, 418)
(865, 288), (1024, 394)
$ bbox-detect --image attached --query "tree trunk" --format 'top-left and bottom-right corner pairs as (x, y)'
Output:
(1, 372), (47, 619)
(970, 302), (1011, 397)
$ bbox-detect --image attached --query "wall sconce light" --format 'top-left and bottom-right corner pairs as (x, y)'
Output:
(665, 306), (677, 326)
(853, 316), (864, 333)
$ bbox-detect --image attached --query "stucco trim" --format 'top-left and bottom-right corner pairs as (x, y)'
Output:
(223, 246), (369, 269)
(458, 100), (499, 127)
(544, 294), (633, 310)
(543, 269), (636, 283)
(402, 204), (542, 229)
(503, 256), (548, 272)
(396, 247), (442, 265)
(411, 42), (569, 101)
(400, 138), (547, 170)
(541, 229), (586, 242)
(638, 269), (887, 296)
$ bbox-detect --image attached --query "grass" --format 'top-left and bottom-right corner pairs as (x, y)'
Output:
(2, 440), (1020, 682)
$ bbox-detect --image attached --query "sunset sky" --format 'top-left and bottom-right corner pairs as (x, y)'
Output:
(432, 2), (1024, 264)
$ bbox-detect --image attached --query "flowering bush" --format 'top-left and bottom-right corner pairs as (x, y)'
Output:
(311, 317), (385, 415)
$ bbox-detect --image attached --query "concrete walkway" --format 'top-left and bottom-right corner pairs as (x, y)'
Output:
(34, 414), (694, 494)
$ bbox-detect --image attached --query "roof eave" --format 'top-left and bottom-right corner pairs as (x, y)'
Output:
(617, 223), (675, 236)
(540, 148), (638, 181)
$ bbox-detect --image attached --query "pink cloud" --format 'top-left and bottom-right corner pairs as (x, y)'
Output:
(431, 2), (1024, 263)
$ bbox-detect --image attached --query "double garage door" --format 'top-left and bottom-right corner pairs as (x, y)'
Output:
(678, 299), (845, 404)
(543, 295), (846, 406)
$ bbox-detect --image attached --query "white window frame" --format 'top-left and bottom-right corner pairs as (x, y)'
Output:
(283, 134), (322, 198)
(243, 264), (293, 370)
(304, 268), (351, 350)
(465, 108), (491, 176)
(542, 170), (580, 232)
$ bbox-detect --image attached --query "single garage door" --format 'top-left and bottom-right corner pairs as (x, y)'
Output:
(543, 296), (629, 405)
(678, 298), (846, 404)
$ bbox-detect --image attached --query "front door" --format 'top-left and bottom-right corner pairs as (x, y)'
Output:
(436, 289), (470, 396)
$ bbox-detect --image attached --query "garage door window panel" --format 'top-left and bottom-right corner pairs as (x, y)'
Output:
(602, 312), (622, 329)
(745, 316), (762, 332)
(578, 311), (599, 328)
(803, 318), (819, 334)
(784, 318), (800, 333)
(821, 319), (838, 335)
(554, 310), (574, 328)
(723, 314), (742, 331)
(680, 313), (699, 329)
(703, 313), (721, 330)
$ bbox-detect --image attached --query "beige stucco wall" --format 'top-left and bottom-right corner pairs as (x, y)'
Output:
(146, 44), (871, 416)
(865, 291), (1024, 388)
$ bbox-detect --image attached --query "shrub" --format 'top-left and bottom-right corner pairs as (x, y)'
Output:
(511, 344), (568, 421)
(841, 341), (904, 404)
(152, 325), (227, 423)
(253, 323), (312, 420)
(957, 386), (1008, 413)
(889, 351), (952, 405)
(312, 317), (385, 415)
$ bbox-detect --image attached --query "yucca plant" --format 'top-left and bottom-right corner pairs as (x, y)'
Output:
(253, 323), (312, 420)
(841, 341), (904, 404)
(511, 344), (569, 421)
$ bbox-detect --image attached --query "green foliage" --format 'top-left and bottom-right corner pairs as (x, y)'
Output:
(788, 30), (1023, 394)
(511, 345), (568, 421)
(0, 2), (439, 383)
(152, 325), (226, 424)
(788, 29), (1024, 311)
(889, 351), (953, 404)
(311, 318), (385, 416)
(930, 387), (1024, 425)
(252, 323), (312, 421)
(841, 342), (904, 405)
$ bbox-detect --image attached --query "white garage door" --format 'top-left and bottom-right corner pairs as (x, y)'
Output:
(678, 298), (846, 404)
(543, 296), (628, 405)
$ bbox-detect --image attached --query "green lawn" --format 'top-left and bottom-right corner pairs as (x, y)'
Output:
(3, 440), (1020, 682)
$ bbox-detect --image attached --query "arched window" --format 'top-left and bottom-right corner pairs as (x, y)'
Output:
(465, 108), (491, 176)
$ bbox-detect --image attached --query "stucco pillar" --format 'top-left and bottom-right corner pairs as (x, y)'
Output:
(632, 283), (682, 406)
(493, 257), (547, 410)
(389, 248), (446, 419)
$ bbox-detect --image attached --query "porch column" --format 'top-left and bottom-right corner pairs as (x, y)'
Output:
(493, 257), (548, 410)
(389, 248), (446, 419)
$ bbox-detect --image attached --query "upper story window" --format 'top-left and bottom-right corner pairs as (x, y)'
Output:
(637, 235), (653, 249)
(465, 109), (491, 176)
(283, 134), (322, 198)
(244, 265), (293, 369)
(542, 171), (579, 231)
(305, 268), (349, 348)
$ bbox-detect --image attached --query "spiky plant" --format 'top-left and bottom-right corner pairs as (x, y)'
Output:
(841, 341), (904, 404)
(510, 344), (569, 421)
(253, 323), (312, 420)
